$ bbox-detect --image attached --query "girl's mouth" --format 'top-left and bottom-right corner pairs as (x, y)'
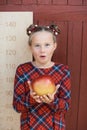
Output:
(40, 55), (46, 58)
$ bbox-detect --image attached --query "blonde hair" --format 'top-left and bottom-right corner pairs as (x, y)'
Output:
(26, 24), (60, 45)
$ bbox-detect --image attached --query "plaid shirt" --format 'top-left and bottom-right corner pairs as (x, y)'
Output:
(13, 62), (71, 130)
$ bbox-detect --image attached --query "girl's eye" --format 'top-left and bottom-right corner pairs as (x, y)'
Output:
(35, 44), (40, 47)
(45, 43), (50, 47)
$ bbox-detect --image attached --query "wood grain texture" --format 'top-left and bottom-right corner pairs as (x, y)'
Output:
(53, 0), (67, 5)
(0, 0), (6, 4)
(67, 22), (82, 130)
(7, 0), (22, 4)
(68, 0), (82, 5)
(77, 22), (87, 130)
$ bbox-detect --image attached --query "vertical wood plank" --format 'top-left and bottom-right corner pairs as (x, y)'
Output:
(37, 0), (51, 4)
(0, 0), (6, 4)
(68, 0), (82, 5)
(77, 22), (87, 130)
(66, 22), (82, 130)
(83, 0), (87, 5)
(7, 0), (22, 4)
(22, 0), (37, 4)
(53, 0), (67, 5)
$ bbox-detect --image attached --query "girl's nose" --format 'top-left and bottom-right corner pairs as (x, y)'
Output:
(40, 46), (45, 52)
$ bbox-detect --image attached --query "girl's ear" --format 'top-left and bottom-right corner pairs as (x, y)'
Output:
(54, 42), (57, 50)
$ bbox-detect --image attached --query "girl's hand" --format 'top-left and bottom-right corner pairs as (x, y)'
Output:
(27, 81), (42, 103)
(27, 81), (60, 104)
(40, 84), (60, 104)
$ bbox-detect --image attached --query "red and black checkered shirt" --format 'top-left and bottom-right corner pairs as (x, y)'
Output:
(13, 62), (71, 130)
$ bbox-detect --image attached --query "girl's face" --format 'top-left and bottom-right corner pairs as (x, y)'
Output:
(29, 31), (57, 67)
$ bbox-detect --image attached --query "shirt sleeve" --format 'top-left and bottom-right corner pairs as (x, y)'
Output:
(50, 65), (71, 113)
(13, 65), (37, 113)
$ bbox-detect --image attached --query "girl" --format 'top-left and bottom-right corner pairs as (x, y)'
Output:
(13, 24), (71, 130)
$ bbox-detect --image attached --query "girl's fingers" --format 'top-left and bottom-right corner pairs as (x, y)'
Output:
(56, 84), (60, 90)
(27, 80), (32, 90)
(40, 95), (53, 103)
(53, 84), (60, 95)
(47, 93), (54, 100)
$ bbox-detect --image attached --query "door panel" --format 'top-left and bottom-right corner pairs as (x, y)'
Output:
(77, 22), (87, 130)
(34, 12), (87, 130)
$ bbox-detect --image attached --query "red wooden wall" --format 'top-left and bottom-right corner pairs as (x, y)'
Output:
(0, 0), (87, 130)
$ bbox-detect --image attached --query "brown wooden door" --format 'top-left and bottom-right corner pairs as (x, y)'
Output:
(33, 2), (87, 130)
